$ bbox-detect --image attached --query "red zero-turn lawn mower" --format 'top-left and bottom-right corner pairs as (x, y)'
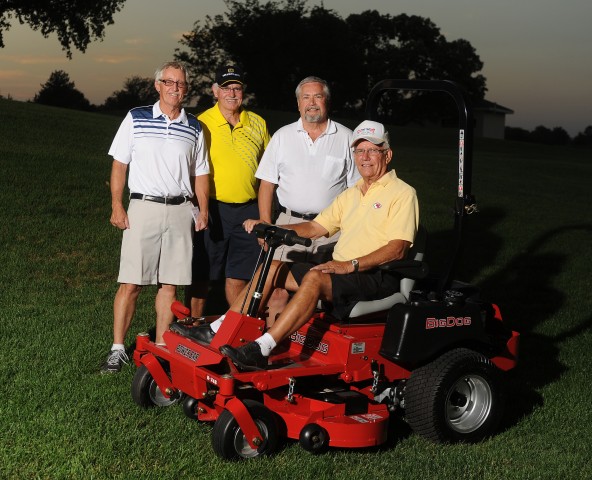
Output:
(131, 80), (519, 460)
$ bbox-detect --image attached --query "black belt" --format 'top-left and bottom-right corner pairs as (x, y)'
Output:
(279, 205), (318, 221)
(214, 198), (257, 207)
(130, 193), (190, 205)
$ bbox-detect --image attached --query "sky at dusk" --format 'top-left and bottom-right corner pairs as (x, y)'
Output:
(1, 0), (590, 136)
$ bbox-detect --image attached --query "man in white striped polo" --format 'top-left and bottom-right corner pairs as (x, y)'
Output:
(102, 61), (210, 373)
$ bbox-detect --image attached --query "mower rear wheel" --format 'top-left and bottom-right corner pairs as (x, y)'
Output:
(212, 400), (279, 460)
(405, 348), (505, 443)
(131, 365), (180, 408)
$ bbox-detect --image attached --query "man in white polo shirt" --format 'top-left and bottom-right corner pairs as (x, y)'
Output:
(102, 61), (210, 373)
(256, 76), (359, 261)
(255, 76), (359, 323)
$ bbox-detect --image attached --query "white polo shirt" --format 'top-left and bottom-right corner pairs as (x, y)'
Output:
(108, 101), (210, 197)
(255, 118), (359, 214)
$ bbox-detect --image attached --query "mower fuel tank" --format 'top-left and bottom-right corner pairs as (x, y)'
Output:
(379, 291), (501, 369)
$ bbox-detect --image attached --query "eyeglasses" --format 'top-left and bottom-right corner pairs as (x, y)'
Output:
(353, 148), (386, 157)
(159, 79), (188, 89)
(219, 86), (243, 94)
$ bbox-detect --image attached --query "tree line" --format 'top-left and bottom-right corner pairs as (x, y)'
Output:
(505, 126), (592, 148)
(1, 0), (589, 146)
(16, 68), (590, 147)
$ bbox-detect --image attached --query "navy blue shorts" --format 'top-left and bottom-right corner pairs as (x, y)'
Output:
(192, 199), (262, 281)
(289, 262), (400, 320)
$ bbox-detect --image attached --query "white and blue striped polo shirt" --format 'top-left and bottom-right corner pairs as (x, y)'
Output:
(108, 101), (210, 197)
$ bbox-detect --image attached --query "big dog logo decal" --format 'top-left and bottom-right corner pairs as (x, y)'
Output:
(175, 344), (200, 362)
(289, 331), (329, 354)
(426, 316), (472, 329)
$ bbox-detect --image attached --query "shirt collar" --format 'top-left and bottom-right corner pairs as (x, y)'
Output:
(355, 169), (398, 191)
(296, 117), (336, 136)
(153, 101), (188, 124)
(212, 104), (248, 128)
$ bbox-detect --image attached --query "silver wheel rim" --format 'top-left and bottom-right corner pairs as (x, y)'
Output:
(446, 374), (492, 433)
(233, 420), (268, 458)
(148, 379), (178, 407)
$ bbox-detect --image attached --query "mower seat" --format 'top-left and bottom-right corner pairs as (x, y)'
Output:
(347, 224), (427, 318)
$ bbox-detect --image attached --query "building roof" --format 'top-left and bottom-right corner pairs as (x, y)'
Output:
(474, 99), (514, 115)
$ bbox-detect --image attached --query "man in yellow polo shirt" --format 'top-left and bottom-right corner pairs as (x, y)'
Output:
(217, 120), (419, 370)
(186, 65), (270, 329)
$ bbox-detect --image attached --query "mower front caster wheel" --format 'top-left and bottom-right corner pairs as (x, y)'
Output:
(212, 400), (279, 460)
(183, 396), (199, 420)
(131, 365), (181, 408)
(299, 423), (330, 453)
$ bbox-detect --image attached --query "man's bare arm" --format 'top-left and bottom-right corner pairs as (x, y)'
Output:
(312, 239), (411, 275)
(193, 174), (209, 231)
(110, 160), (129, 230)
(257, 179), (276, 224)
(281, 220), (329, 240)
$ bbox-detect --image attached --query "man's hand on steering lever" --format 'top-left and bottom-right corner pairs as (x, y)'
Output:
(242, 218), (328, 243)
(242, 219), (268, 247)
(243, 218), (267, 234)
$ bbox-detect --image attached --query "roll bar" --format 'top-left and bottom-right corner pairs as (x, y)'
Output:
(365, 79), (478, 292)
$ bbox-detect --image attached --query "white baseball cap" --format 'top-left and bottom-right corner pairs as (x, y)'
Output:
(351, 120), (390, 147)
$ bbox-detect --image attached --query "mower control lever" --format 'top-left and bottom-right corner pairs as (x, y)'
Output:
(253, 223), (312, 248)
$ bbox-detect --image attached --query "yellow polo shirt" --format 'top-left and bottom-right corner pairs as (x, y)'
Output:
(198, 105), (270, 203)
(314, 170), (418, 262)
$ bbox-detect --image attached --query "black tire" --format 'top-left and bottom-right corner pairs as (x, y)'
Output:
(131, 365), (181, 408)
(212, 400), (279, 460)
(299, 423), (330, 454)
(183, 396), (199, 420)
(404, 348), (505, 443)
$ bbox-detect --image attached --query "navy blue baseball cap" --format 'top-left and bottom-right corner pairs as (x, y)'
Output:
(215, 65), (244, 86)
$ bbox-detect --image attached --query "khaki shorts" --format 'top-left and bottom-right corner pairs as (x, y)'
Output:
(118, 199), (193, 285)
(273, 211), (339, 264)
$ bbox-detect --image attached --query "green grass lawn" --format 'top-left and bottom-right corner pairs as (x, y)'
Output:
(1, 98), (591, 479)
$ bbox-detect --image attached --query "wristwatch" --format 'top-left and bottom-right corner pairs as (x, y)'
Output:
(351, 259), (359, 272)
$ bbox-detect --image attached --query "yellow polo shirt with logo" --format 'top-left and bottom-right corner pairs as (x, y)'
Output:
(198, 105), (270, 203)
(314, 170), (418, 262)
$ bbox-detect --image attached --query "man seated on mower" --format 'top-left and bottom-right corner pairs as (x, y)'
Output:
(171, 120), (419, 371)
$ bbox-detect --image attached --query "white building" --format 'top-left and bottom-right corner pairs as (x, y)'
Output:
(473, 99), (514, 139)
